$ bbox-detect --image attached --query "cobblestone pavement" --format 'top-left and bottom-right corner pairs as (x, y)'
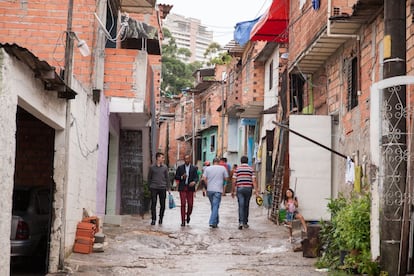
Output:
(62, 191), (328, 276)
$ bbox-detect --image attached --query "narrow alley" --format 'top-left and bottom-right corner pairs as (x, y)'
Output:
(63, 191), (326, 276)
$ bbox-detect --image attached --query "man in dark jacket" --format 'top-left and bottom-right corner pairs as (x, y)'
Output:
(148, 152), (170, 225)
(175, 154), (198, 226)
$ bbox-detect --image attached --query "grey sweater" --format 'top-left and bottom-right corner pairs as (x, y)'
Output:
(148, 164), (170, 190)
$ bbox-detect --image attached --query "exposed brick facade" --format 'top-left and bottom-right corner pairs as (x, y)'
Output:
(14, 108), (55, 187)
(0, 0), (96, 87)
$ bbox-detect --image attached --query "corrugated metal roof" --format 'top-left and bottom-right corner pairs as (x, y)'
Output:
(119, 0), (156, 14)
(1, 43), (76, 99)
(224, 40), (245, 57)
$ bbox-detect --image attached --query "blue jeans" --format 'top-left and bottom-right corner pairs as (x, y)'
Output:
(207, 191), (222, 226)
(237, 187), (252, 224)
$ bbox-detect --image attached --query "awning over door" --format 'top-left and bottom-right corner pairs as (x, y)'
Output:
(250, 0), (289, 43)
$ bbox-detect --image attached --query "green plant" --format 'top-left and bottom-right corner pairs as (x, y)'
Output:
(143, 180), (151, 199)
(315, 195), (348, 270)
(316, 193), (380, 275)
(333, 194), (370, 252)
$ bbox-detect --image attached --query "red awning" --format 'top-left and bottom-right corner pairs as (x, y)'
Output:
(250, 0), (289, 43)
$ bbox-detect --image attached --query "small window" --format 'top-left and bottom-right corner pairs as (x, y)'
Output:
(289, 73), (305, 112)
(269, 60), (273, 90)
(347, 57), (358, 111)
(210, 135), (215, 152)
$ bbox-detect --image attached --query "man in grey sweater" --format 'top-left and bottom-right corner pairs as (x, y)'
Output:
(148, 152), (170, 225)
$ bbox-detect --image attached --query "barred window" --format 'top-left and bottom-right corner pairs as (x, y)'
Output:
(347, 57), (358, 111)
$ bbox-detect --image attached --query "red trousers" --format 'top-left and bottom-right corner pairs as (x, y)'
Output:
(179, 186), (194, 222)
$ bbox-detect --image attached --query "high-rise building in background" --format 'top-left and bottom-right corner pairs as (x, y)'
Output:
(163, 13), (213, 64)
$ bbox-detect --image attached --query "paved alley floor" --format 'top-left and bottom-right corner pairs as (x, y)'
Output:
(63, 191), (328, 276)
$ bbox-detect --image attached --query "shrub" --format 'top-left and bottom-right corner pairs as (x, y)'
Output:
(316, 193), (380, 275)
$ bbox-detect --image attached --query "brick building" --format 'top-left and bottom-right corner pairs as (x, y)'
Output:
(0, 0), (166, 274)
(284, 0), (414, 273)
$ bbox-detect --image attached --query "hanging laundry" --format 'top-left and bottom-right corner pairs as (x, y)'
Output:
(345, 156), (355, 185)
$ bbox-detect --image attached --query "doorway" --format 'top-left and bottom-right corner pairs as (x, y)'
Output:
(10, 107), (54, 275)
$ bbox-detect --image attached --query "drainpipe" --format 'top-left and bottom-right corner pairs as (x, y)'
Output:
(327, 0), (359, 40)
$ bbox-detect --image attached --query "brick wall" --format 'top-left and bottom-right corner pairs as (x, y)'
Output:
(14, 108), (55, 187)
(289, 0), (327, 67)
(239, 42), (266, 106)
(0, 0), (96, 87)
(104, 49), (137, 97)
(407, 3), (414, 106)
(148, 54), (162, 112)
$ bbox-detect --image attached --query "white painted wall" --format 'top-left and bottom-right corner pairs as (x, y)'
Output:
(62, 77), (100, 259)
(369, 76), (414, 260)
(0, 49), (19, 276)
(0, 49), (101, 273)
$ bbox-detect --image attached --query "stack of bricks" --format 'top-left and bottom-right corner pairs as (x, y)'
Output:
(73, 216), (99, 254)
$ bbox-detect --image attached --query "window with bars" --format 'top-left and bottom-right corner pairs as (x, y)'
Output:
(347, 57), (358, 111)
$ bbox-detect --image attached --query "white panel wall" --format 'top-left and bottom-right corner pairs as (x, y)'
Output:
(289, 115), (332, 221)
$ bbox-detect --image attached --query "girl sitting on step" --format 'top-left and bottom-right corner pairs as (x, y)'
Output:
(283, 188), (307, 242)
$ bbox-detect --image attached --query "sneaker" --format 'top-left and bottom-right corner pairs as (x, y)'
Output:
(186, 216), (191, 224)
(209, 224), (217, 228)
(243, 224), (249, 229)
(238, 224), (243, 230)
(181, 222), (185, 227)
(151, 220), (156, 225)
(158, 219), (163, 225)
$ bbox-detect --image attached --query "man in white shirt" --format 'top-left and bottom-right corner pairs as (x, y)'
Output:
(202, 157), (228, 228)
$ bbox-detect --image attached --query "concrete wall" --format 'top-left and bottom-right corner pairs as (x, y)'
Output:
(0, 49), (19, 276)
(0, 53), (101, 273)
(55, 76), (100, 269)
(96, 94), (110, 216)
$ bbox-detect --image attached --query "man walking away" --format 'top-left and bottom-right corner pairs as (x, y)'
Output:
(231, 155), (259, 229)
(175, 154), (199, 226)
(148, 152), (170, 225)
(219, 157), (230, 195)
(202, 158), (229, 228)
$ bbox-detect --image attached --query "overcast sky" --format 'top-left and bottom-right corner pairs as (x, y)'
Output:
(157, 0), (273, 45)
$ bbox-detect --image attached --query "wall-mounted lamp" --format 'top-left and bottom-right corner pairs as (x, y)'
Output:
(70, 32), (90, 57)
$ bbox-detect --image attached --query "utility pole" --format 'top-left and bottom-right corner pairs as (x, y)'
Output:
(381, 1), (407, 275)
(220, 80), (225, 157)
(60, 0), (74, 270)
(192, 91), (195, 165)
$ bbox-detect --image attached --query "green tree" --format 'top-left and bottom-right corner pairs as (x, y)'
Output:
(204, 42), (231, 66)
(161, 28), (202, 96)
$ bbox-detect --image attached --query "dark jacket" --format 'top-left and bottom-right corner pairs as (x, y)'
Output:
(174, 163), (198, 192)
